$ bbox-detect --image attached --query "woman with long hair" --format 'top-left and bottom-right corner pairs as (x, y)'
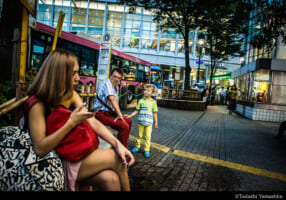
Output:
(27, 49), (135, 191)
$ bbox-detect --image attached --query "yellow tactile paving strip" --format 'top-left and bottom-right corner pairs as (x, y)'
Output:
(129, 135), (286, 182)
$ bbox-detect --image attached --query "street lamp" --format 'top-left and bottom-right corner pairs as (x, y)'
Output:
(197, 33), (205, 84)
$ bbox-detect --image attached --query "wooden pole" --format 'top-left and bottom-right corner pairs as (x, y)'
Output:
(52, 11), (65, 51)
(18, 7), (29, 83)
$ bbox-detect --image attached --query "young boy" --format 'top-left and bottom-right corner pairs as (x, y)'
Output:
(126, 84), (158, 158)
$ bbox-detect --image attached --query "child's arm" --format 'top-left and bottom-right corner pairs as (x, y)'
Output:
(153, 112), (158, 129)
(126, 110), (139, 118)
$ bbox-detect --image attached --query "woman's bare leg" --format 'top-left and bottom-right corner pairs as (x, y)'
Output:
(77, 148), (130, 191)
(79, 170), (121, 191)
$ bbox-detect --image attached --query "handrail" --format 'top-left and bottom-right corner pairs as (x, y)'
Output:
(0, 97), (16, 110)
(0, 96), (28, 117)
(79, 93), (97, 97)
(0, 91), (97, 117)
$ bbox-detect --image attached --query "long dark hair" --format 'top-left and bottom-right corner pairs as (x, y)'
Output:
(28, 49), (78, 107)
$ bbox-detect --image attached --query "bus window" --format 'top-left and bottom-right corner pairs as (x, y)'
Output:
(137, 64), (149, 83)
(151, 70), (162, 86)
(81, 62), (95, 76)
(110, 56), (122, 70)
(123, 61), (136, 81)
(31, 44), (45, 70)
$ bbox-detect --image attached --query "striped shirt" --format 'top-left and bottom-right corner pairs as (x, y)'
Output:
(136, 98), (158, 126)
(93, 79), (119, 111)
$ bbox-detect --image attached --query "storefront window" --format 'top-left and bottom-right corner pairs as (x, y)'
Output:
(237, 73), (249, 101)
(160, 28), (176, 52)
(251, 69), (270, 103)
(271, 72), (286, 105)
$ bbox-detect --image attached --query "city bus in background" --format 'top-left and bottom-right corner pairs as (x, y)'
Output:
(150, 66), (163, 99)
(29, 21), (151, 105)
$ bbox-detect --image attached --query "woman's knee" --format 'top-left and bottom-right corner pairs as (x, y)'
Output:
(104, 171), (120, 185)
(80, 170), (121, 191)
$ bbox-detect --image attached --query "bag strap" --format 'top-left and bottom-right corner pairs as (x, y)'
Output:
(23, 96), (51, 129)
(23, 96), (39, 129)
(24, 96), (41, 113)
(96, 96), (115, 113)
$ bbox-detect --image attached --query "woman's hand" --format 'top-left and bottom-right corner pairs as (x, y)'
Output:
(114, 141), (135, 167)
(68, 104), (97, 128)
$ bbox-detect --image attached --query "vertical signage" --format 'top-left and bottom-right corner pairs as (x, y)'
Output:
(96, 42), (112, 92)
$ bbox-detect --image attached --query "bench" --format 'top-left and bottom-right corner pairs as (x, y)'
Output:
(97, 126), (118, 149)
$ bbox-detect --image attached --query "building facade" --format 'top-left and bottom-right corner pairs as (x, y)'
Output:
(34, 0), (240, 87)
(231, 1), (286, 122)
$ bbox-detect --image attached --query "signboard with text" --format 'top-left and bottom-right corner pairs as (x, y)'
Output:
(96, 42), (112, 92)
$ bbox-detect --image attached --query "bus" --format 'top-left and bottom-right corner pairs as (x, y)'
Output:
(150, 66), (163, 99)
(29, 22), (151, 105)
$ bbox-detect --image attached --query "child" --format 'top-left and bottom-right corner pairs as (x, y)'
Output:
(126, 84), (158, 158)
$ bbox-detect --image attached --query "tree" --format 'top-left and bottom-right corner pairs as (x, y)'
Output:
(249, 0), (286, 56)
(120, 0), (198, 90)
(194, 0), (250, 92)
(120, 0), (250, 91)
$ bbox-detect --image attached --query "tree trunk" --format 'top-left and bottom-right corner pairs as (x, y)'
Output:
(184, 30), (191, 91)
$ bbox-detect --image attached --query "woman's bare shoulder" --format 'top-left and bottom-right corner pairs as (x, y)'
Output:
(60, 90), (83, 109)
(28, 101), (46, 119)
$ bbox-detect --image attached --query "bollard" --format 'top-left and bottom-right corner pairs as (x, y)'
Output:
(120, 86), (128, 110)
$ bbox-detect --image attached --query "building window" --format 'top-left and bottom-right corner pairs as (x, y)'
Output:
(52, 0), (70, 31)
(178, 32), (193, 53)
(71, 1), (87, 32)
(87, 1), (105, 40)
(122, 6), (142, 49)
(107, 4), (124, 48)
(160, 26), (176, 52)
(141, 11), (159, 50)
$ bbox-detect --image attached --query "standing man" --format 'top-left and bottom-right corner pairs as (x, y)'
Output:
(220, 87), (226, 105)
(93, 68), (132, 147)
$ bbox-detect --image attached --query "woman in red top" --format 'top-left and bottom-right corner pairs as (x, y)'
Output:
(27, 49), (135, 191)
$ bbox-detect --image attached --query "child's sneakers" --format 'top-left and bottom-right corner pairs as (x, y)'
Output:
(144, 151), (150, 158)
(131, 147), (140, 154)
(132, 147), (150, 158)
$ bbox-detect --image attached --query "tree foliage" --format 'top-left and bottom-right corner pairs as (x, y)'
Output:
(249, 0), (286, 53)
(119, 0), (250, 90)
(194, 0), (251, 90)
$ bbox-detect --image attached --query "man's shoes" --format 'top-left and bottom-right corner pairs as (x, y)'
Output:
(132, 147), (140, 153)
(144, 151), (150, 158)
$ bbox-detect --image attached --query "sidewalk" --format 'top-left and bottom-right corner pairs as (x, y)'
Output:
(123, 105), (286, 191)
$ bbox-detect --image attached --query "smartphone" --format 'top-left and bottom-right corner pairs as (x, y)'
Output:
(88, 107), (97, 112)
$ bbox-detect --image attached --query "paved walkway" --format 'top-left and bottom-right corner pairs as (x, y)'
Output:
(122, 105), (286, 191)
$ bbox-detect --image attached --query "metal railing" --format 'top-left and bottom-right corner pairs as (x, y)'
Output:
(161, 88), (202, 101)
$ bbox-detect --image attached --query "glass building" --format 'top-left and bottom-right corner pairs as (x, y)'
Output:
(34, 0), (240, 86)
(231, 0), (286, 122)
